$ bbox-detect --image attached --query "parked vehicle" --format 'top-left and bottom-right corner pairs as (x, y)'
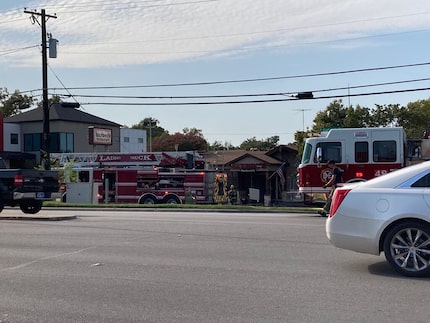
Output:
(326, 160), (430, 277)
(297, 127), (412, 204)
(62, 166), (227, 205)
(56, 152), (228, 204)
(0, 159), (59, 214)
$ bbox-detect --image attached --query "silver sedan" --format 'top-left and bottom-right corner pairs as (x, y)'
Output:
(326, 160), (430, 277)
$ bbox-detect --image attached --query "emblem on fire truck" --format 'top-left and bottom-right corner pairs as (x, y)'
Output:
(321, 168), (332, 183)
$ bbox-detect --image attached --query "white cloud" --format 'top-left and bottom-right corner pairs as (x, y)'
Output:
(2, 0), (430, 68)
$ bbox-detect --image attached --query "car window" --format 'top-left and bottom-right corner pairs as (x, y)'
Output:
(411, 173), (430, 187)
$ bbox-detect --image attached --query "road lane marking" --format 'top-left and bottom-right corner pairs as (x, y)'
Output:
(0, 246), (96, 272)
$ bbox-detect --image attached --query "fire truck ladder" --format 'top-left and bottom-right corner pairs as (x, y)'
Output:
(51, 151), (204, 167)
(51, 153), (99, 166)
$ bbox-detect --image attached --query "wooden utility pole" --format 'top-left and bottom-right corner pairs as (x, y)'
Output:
(24, 9), (57, 169)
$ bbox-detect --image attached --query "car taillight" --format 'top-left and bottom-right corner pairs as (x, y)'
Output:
(14, 174), (24, 186)
(329, 188), (351, 217)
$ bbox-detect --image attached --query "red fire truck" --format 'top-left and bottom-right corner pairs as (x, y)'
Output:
(297, 127), (409, 203)
(56, 152), (228, 204)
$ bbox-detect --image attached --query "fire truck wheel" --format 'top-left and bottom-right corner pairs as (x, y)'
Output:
(139, 196), (157, 205)
(163, 195), (181, 204)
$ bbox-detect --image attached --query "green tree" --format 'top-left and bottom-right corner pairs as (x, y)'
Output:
(36, 94), (62, 109)
(131, 117), (168, 138)
(312, 100), (346, 133)
(131, 117), (169, 150)
(296, 99), (430, 154)
(239, 136), (279, 150)
(294, 131), (308, 160)
(209, 140), (236, 150)
(182, 127), (203, 136)
(369, 104), (400, 127)
(0, 88), (34, 117)
(396, 100), (430, 139)
(311, 100), (375, 133)
(342, 105), (372, 128)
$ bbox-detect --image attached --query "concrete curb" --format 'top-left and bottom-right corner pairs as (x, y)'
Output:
(0, 215), (78, 221)
(41, 206), (316, 214)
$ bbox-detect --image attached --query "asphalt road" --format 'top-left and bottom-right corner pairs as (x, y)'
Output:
(0, 209), (427, 323)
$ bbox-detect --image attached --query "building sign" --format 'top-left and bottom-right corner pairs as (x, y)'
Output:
(89, 127), (112, 145)
(230, 163), (267, 171)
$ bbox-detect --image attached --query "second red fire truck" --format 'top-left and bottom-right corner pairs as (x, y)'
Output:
(297, 127), (409, 203)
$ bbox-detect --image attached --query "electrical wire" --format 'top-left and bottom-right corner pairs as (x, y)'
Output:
(51, 77), (430, 100)
(47, 65), (81, 106)
(24, 61), (430, 92)
(71, 87), (430, 106)
(0, 45), (39, 56)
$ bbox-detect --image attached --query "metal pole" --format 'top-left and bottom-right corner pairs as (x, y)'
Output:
(104, 177), (109, 204)
(144, 118), (158, 152)
(294, 109), (311, 132)
(149, 126), (152, 152)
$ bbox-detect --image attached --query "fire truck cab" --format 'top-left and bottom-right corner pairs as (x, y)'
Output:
(64, 167), (97, 204)
(297, 127), (407, 199)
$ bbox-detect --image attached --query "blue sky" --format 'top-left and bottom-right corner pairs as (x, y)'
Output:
(1, 0), (430, 146)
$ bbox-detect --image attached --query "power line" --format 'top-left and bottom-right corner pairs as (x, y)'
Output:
(47, 64), (81, 106)
(27, 61), (430, 91)
(73, 86), (430, 106)
(0, 17), (28, 25)
(51, 77), (430, 100)
(0, 45), (39, 56)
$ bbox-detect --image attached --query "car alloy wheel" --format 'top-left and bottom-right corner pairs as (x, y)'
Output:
(383, 222), (430, 277)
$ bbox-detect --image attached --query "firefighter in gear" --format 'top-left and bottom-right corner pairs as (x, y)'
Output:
(228, 185), (237, 205)
(214, 173), (228, 203)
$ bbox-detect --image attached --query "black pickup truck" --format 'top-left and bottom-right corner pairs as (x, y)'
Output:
(0, 160), (59, 214)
